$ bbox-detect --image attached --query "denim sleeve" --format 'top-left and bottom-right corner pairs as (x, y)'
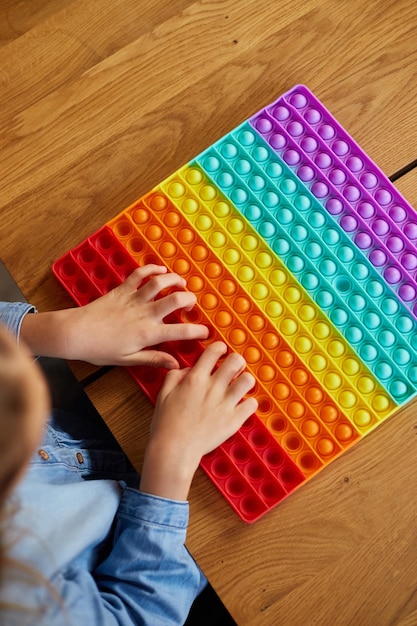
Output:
(55, 489), (206, 626)
(0, 301), (36, 341)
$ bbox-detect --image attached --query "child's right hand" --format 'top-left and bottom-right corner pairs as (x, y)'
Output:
(139, 342), (258, 501)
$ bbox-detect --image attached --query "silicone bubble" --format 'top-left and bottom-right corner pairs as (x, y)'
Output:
(57, 258), (78, 280)
(224, 476), (247, 498)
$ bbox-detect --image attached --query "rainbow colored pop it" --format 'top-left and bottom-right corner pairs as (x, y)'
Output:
(53, 85), (417, 523)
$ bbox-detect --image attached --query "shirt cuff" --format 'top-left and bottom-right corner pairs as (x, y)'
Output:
(118, 487), (189, 530)
(0, 301), (37, 342)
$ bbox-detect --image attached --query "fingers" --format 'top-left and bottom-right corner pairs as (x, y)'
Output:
(208, 347), (257, 412)
(123, 269), (258, 420)
(121, 265), (168, 291)
(213, 350), (246, 385)
(131, 349), (180, 370)
(152, 289), (197, 318)
(158, 366), (190, 397)
(161, 321), (209, 342)
(192, 343), (251, 393)
(227, 371), (257, 404)
(126, 269), (203, 321)
(123, 268), (208, 337)
(214, 352), (256, 410)
(233, 396), (259, 423)
(137, 272), (187, 302)
(191, 341), (229, 376)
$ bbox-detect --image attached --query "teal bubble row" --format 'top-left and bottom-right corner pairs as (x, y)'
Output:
(194, 126), (417, 403)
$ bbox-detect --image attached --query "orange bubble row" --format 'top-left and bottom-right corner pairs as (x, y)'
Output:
(102, 210), (325, 471)
(141, 190), (360, 449)
(107, 201), (361, 466)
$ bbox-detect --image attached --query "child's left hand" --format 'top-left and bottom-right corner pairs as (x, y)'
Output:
(21, 265), (209, 368)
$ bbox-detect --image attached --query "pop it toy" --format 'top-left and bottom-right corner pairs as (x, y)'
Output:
(53, 85), (417, 523)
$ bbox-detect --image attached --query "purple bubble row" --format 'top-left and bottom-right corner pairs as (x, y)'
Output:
(282, 85), (417, 247)
(271, 94), (417, 291)
(249, 111), (417, 320)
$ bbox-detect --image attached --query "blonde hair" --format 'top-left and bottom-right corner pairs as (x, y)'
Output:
(0, 328), (33, 504)
(0, 325), (60, 622)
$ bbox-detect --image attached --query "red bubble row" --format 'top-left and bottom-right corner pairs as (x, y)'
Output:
(53, 225), (307, 522)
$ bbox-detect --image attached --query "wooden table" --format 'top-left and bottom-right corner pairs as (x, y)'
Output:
(1, 1), (417, 624)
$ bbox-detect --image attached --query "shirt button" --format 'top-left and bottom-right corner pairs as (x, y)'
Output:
(76, 452), (84, 465)
(38, 449), (49, 461)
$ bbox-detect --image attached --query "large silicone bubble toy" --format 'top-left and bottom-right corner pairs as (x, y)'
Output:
(53, 86), (417, 522)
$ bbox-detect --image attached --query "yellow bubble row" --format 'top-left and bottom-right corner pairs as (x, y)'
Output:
(160, 164), (397, 432)
(108, 205), (352, 469)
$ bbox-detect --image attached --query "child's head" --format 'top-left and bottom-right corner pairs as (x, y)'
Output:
(0, 324), (50, 504)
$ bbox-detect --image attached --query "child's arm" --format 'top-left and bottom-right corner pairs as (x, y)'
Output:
(87, 342), (257, 624)
(20, 265), (208, 370)
(140, 341), (258, 500)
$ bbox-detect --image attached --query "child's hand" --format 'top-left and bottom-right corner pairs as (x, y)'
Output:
(140, 342), (258, 501)
(21, 265), (208, 368)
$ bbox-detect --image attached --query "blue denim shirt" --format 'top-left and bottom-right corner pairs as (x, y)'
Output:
(0, 302), (206, 625)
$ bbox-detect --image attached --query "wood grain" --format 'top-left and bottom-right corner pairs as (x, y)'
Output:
(0, 0), (73, 45)
(1, 0), (417, 305)
(1, 0), (417, 624)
